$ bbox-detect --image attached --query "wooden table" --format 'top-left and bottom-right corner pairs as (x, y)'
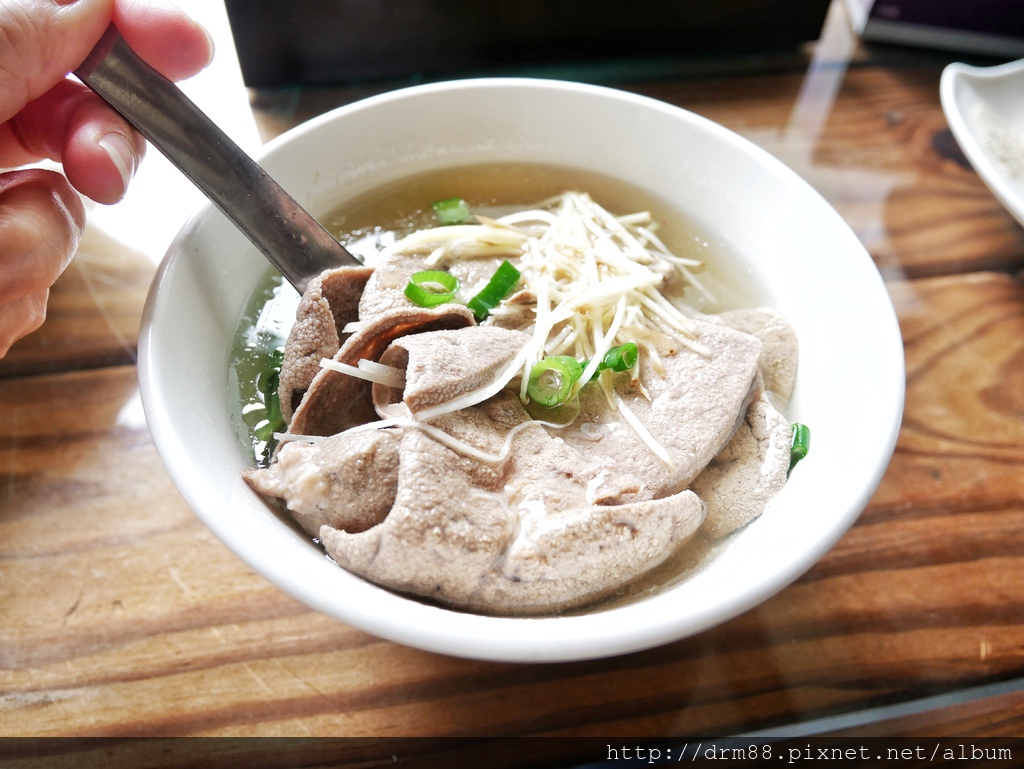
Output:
(2, 2), (1023, 764)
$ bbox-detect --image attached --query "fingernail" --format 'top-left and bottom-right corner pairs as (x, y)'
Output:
(98, 133), (137, 194)
(200, 24), (216, 67)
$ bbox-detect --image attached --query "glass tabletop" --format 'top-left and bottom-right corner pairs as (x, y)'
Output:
(1, 1), (1023, 761)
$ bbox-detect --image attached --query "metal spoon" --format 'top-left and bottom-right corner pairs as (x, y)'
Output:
(75, 25), (360, 293)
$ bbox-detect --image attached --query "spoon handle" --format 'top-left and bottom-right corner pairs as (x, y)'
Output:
(75, 25), (359, 292)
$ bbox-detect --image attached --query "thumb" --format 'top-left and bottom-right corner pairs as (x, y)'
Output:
(0, 0), (116, 124)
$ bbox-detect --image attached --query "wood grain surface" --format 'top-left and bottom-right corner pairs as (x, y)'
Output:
(2, 0), (1024, 758)
(0, 227), (154, 379)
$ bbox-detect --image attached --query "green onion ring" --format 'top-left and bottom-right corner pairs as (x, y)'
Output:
(602, 342), (638, 372)
(467, 260), (521, 320)
(405, 270), (460, 308)
(587, 342), (640, 380)
(432, 196), (472, 225)
(527, 356), (584, 408)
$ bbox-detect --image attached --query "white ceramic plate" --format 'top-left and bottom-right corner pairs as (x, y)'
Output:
(941, 58), (1024, 228)
(140, 79), (904, 663)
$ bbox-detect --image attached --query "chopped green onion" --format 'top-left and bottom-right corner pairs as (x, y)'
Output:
(603, 342), (638, 372)
(254, 349), (286, 443)
(467, 260), (521, 321)
(252, 404), (271, 440)
(255, 349), (283, 392)
(789, 422), (810, 472)
(590, 342), (639, 380)
(405, 270), (460, 308)
(432, 196), (472, 225)
(527, 356), (584, 408)
(265, 382), (284, 428)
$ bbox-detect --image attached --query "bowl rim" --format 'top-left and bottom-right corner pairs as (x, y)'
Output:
(140, 77), (905, 662)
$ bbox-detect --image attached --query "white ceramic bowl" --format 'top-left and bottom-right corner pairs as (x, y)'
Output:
(941, 58), (1024, 229)
(140, 78), (904, 663)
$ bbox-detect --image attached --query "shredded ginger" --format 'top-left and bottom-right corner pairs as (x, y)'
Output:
(367, 192), (713, 464)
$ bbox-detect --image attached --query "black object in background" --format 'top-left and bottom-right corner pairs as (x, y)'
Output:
(225, 0), (832, 87)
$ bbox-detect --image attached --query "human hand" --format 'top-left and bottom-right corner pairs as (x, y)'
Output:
(0, 0), (214, 357)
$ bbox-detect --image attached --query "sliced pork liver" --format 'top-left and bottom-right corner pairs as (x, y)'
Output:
(318, 392), (706, 614)
(560, 315), (764, 500)
(278, 265), (373, 421)
(372, 326), (529, 417)
(288, 305), (474, 437)
(717, 307), (798, 405)
(690, 386), (792, 538)
(244, 427), (401, 537)
(253, 254), (800, 615)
